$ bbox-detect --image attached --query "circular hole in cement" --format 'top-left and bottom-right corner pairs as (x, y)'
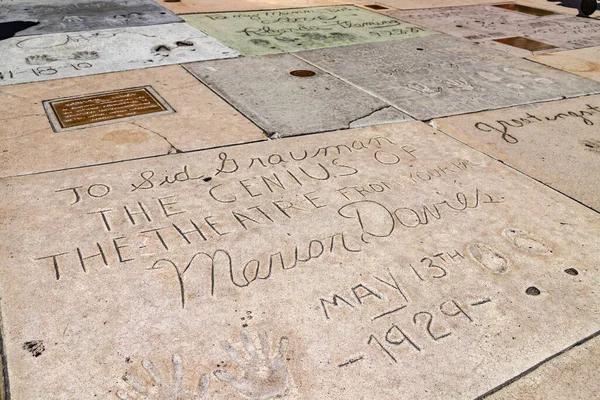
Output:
(290, 70), (316, 77)
(564, 268), (579, 276)
(526, 286), (541, 296)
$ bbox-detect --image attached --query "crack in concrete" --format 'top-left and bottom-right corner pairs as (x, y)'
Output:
(129, 122), (182, 154)
(347, 105), (393, 128)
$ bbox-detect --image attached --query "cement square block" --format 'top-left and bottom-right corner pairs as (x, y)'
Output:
(157, 0), (340, 14)
(184, 54), (413, 137)
(0, 23), (238, 86)
(296, 34), (600, 119)
(528, 47), (600, 82)
(0, 65), (265, 178)
(0, 121), (599, 399)
(433, 95), (600, 212)
(0, 0), (182, 38)
(386, 5), (600, 55)
(183, 5), (435, 56)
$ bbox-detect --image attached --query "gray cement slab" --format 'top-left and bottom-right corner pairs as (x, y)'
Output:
(0, 23), (238, 86)
(296, 35), (600, 120)
(183, 6), (435, 56)
(0, 0), (182, 38)
(0, 122), (599, 399)
(433, 95), (600, 212)
(184, 54), (413, 137)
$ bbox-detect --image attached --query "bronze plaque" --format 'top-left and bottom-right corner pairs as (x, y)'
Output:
(44, 86), (174, 132)
(494, 36), (558, 51)
(493, 3), (557, 16)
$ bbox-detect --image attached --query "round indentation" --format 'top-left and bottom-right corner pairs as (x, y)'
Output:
(564, 268), (579, 276)
(290, 70), (316, 77)
(526, 286), (541, 296)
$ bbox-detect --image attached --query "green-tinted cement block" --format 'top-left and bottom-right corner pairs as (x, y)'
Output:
(183, 5), (436, 56)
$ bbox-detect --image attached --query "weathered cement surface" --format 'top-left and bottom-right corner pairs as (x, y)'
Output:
(0, 23), (238, 86)
(183, 6), (435, 56)
(0, 122), (599, 399)
(433, 95), (600, 212)
(159, 0), (339, 14)
(516, 0), (599, 18)
(489, 334), (600, 399)
(0, 0), (181, 37)
(0, 65), (265, 178)
(386, 5), (600, 54)
(375, 0), (501, 9)
(528, 47), (600, 81)
(296, 35), (600, 120)
(184, 54), (413, 137)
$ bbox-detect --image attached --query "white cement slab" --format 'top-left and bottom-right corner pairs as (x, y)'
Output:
(528, 46), (600, 81)
(433, 95), (600, 212)
(296, 34), (600, 119)
(0, 23), (238, 86)
(184, 54), (413, 137)
(0, 0), (182, 37)
(0, 122), (599, 399)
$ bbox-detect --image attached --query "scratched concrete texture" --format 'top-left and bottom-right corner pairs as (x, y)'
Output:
(184, 54), (413, 137)
(386, 5), (600, 55)
(0, 23), (239, 86)
(0, 0), (182, 37)
(183, 5), (436, 56)
(432, 95), (600, 212)
(296, 35), (600, 120)
(488, 333), (600, 399)
(528, 46), (600, 81)
(0, 65), (265, 178)
(0, 122), (599, 399)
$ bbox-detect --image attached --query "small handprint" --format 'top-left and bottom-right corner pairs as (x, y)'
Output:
(71, 50), (99, 60)
(117, 354), (210, 400)
(214, 331), (291, 400)
(24, 54), (57, 65)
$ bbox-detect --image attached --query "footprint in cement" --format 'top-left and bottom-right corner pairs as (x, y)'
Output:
(503, 228), (552, 255)
(25, 54), (58, 65)
(0, 20), (39, 41)
(468, 243), (509, 273)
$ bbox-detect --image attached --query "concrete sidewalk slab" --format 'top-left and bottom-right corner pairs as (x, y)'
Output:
(183, 5), (434, 56)
(0, 65), (265, 178)
(375, 0), (502, 9)
(433, 95), (600, 212)
(296, 35), (600, 120)
(386, 5), (600, 55)
(0, 23), (238, 86)
(528, 47), (600, 81)
(0, 0), (181, 37)
(184, 54), (413, 137)
(0, 121), (599, 399)
(488, 333), (600, 399)
(157, 0), (339, 14)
